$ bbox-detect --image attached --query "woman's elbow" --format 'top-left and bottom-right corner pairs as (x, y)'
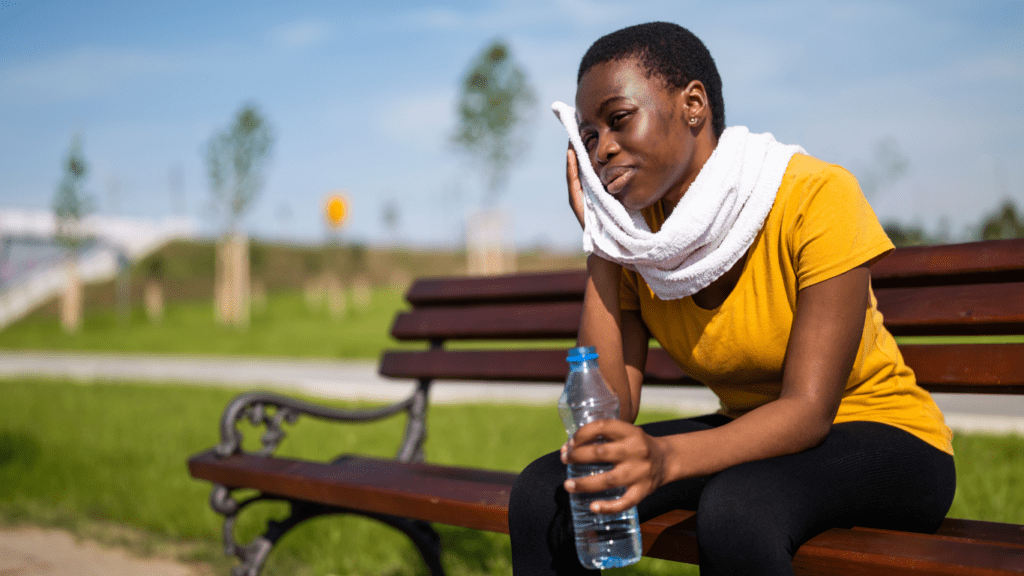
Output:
(800, 408), (837, 450)
(786, 398), (837, 451)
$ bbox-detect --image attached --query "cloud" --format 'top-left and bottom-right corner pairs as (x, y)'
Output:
(272, 19), (330, 49)
(0, 45), (214, 101)
(960, 55), (1022, 81)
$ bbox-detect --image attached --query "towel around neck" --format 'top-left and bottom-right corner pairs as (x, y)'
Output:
(552, 101), (805, 300)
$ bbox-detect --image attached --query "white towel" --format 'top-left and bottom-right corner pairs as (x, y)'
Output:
(552, 101), (804, 300)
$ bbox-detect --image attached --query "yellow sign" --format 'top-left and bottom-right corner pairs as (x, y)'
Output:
(325, 194), (348, 228)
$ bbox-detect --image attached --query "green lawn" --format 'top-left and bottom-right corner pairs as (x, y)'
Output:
(1, 379), (1021, 576)
(0, 288), (418, 359)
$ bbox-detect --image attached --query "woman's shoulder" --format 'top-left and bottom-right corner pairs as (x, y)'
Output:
(777, 154), (864, 210)
(783, 154), (858, 188)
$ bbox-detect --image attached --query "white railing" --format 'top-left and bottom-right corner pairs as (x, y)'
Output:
(0, 209), (199, 329)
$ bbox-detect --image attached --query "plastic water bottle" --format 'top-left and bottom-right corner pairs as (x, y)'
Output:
(559, 346), (642, 569)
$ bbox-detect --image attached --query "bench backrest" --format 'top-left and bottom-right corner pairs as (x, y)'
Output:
(380, 238), (1024, 394)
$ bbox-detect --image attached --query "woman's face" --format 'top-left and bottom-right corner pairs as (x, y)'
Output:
(575, 57), (704, 211)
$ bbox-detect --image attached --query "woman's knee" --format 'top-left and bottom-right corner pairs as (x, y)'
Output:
(509, 451), (588, 575)
(695, 468), (801, 575)
(509, 451), (566, 533)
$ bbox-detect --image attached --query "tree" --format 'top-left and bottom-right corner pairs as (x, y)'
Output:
(883, 221), (933, 247)
(452, 40), (536, 206)
(381, 197), (400, 244)
(205, 104), (274, 327)
(206, 105), (274, 232)
(54, 134), (92, 244)
(978, 200), (1024, 240)
(53, 134), (93, 333)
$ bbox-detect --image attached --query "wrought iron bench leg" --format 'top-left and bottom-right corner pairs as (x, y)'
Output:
(211, 485), (445, 576)
(359, 513), (444, 576)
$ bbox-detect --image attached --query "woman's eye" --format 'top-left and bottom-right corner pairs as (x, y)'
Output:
(582, 133), (596, 151)
(610, 112), (629, 127)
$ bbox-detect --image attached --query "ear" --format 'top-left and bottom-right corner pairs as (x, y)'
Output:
(679, 80), (709, 127)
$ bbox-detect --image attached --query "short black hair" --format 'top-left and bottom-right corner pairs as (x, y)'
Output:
(578, 22), (725, 138)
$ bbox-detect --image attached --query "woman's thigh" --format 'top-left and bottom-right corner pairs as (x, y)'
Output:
(695, 421), (956, 565)
(635, 414), (731, 521)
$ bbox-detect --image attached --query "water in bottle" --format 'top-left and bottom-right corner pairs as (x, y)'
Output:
(559, 346), (642, 569)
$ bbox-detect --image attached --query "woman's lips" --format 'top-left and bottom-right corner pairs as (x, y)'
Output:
(601, 166), (635, 194)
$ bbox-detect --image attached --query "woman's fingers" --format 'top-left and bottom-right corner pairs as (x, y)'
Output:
(563, 436), (636, 465)
(566, 421), (638, 464)
(585, 485), (648, 515)
(565, 471), (651, 513)
(570, 419), (637, 450)
(566, 145), (585, 228)
(561, 419), (668, 511)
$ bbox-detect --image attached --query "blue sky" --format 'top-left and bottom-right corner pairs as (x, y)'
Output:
(1, 0), (1021, 249)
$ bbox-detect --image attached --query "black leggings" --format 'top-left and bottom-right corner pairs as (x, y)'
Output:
(508, 416), (955, 576)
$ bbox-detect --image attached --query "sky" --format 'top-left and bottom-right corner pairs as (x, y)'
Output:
(1, 0), (1021, 250)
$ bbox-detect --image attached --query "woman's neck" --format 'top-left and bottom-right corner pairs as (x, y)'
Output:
(661, 132), (718, 218)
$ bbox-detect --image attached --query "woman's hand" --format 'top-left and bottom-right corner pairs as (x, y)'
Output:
(567, 145), (585, 228)
(560, 419), (671, 514)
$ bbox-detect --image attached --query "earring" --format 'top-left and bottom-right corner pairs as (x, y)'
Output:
(689, 117), (698, 124)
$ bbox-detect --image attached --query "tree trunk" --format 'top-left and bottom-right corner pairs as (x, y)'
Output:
(352, 275), (372, 311)
(144, 279), (164, 323)
(467, 209), (516, 276)
(60, 256), (82, 333)
(325, 273), (346, 320)
(215, 233), (250, 327)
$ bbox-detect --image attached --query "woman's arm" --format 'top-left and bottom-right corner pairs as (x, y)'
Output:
(565, 264), (870, 513)
(577, 254), (648, 423)
(569, 145), (647, 421)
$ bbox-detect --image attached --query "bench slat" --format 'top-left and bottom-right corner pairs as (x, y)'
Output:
(875, 282), (1024, 336)
(188, 452), (1024, 575)
(405, 271), (587, 307)
(791, 528), (1024, 575)
(641, 510), (1024, 575)
(378, 348), (699, 385)
(379, 344), (1024, 393)
(871, 238), (1024, 288)
(391, 283), (1024, 341)
(903, 344), (1024, 393)
(391, 302), (581, 341)
(188, 450), (516, 534)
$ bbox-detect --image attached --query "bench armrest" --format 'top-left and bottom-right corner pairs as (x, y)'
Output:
(214, 383), (430, 461)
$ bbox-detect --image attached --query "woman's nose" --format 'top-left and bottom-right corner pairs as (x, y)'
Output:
(595, 135), (619, 165)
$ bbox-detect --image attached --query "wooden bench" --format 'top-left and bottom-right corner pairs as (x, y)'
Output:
(188, 238), (1024, 576)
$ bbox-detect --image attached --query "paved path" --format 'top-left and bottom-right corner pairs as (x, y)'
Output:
(2, 351), (1022, 434)
(0, 526), (206, 576)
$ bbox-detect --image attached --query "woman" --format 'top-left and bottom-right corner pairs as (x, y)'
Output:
(508, 22), (955, 576)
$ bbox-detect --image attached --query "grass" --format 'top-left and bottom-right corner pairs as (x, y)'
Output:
(0, 288), (419, 359)
(1, 378), (1022, 576)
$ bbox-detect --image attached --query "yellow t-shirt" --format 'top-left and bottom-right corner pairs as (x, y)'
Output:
(620, 154), (953, 455)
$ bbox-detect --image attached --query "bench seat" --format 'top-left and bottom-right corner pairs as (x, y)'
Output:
(188, 449), (1024, 575)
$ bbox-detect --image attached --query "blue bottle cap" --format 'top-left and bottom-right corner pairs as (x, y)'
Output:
(566, 345), (598, 363)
